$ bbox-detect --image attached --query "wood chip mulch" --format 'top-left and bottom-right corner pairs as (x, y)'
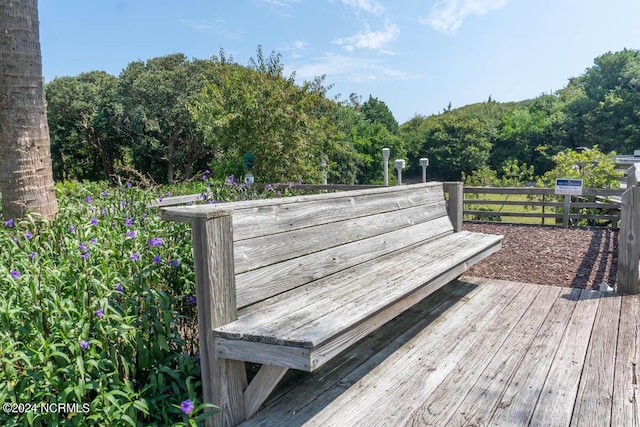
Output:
(463, 223), (618, 290)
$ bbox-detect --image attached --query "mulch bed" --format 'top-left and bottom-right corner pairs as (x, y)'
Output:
(463, 222), (618, 290)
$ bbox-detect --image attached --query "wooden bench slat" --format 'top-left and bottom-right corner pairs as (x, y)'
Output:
(217, 232), (502, 347)
(215, 233), (502, 371)
(235, 215), (454, 308)
(234, 201), (447, 274)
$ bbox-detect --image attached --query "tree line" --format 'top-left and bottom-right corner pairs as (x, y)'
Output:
(45, 48), (640, 186)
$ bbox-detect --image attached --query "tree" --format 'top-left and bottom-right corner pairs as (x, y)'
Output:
(192, 48), (337, 183)
(0, 0), (58, 220)
(360, 95), (399, 134)
(119, 54), (208, 184)
(46, 71), (122, 181)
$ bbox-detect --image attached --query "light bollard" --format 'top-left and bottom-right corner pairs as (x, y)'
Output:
(419, 158), (430, 183)
(394, 159), (405, 185)
(382, 148), (390, 186)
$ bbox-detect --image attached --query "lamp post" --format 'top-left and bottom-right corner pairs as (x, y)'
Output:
(395, 159), (405, 185)
(419, 158), (430, 183)
(320, 155), (327, 185)
(382, 148), (390, 186)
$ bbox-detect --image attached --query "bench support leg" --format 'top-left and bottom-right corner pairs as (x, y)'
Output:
(244, 365), (289, 420)
(193, 213), (245, 426)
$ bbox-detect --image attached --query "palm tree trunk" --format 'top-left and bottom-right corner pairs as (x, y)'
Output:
(0, 0), (58, 220)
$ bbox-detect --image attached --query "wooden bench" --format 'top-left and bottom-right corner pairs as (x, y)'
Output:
(160, 182), (503, 426)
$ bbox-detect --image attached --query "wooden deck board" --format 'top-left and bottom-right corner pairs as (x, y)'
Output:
(240, 277), (640, 427)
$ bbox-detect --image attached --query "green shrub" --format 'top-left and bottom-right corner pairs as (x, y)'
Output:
(0, 181), (217, 426)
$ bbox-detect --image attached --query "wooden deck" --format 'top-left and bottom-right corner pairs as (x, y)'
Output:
(240, 277), (640, 427)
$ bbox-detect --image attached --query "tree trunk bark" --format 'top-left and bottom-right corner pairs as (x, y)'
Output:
(0, 0), (58, 220)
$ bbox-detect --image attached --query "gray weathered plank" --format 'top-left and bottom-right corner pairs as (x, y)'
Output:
(217, 232), (501, 346)
(239, 279), (482, 427)
(433, 285), (562, 427)
(528, 289), (601, 427)
(612, 294), (640, 427)
(304, 279), (520, 426)
(233, 201), (447, 274)
(160, 182), (443, 226)
(571, 293), (622, 427)
(192, 215), (245, 426)
(243, 365), (289, 420)
(618, 185), (640, 294)
(234, 215), (454, 308)
(486, 287), (583, 426)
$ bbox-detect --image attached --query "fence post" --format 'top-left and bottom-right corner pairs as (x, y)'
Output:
(627, 163), (640, 188)
(617, 183), (640, 294)
(444, 182), (463, 232)
(192, 211), (246, 426)
(563, 195), (571, 228)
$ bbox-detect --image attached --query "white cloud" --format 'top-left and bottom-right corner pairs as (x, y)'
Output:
(288, 52), (421, 84)
(333, 23), (399, 52)
(341, 0), (385, 15)
(421, 0), (510, 34)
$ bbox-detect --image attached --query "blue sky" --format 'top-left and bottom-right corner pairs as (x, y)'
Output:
(40, 0), (640, 124)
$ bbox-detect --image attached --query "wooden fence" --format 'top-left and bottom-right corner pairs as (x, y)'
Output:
(463, 186), (625, 228)
(618, 164), (640, 294)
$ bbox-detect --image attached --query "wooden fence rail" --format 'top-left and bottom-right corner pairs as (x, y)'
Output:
(463, 186), (625, 228)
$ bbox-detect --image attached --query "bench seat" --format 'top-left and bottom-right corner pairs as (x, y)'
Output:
(214, 229), (502, 371)
(160, 182), (503, 425)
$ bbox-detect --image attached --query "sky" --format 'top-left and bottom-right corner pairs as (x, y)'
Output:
(39, 0), (640, 124)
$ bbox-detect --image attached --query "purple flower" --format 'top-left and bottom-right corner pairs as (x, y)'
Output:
(4, 218), (14, 228)
(80, 251), (90, 260)
(25, 230), (33, 240)
(115, 283), (124, 293)
(158, 197), (164, 203)
(90, 217), (98, 226)
(28, 252), (36, 260)
(69, 225), (76, 234)
(180, 399), (194, 415)
(205, 169), (210, 175)
(96, 308), (104, 317)
(187, 296), (196, 306)
(266, 184), (274, 191)
(11, 237), (17, 243)
(90, 237), (97, 245)
(124, 217), (133, 228)
(170, 259), (180, 268)
(126, 182), (132, 188)
(125, 230), (137, 239)
(10, 269), (21, 279)
(147, 237), (163, 247)
(152, 254), (162, 264)
(201, 174), (207, 180)
(226, 174), (235, 184)
(288, 182), (294, 188)
(120, 201), (127, 208)
(101, 190), (108, 198)
(130, 253), (139, 262)
(84, 195), (93, 204)
(80, 340), (90, 351)
(102, 208), (107, 215)
(78, 242), (89, 252)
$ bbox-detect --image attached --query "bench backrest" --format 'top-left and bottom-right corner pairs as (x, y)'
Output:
(161, 183), (454, 309)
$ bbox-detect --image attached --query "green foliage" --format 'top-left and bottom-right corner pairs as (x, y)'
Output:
(191, 48), (346, 184)
(540, 146), (622, 189)
(360, 95), (399, 134)
(0, 182), (222, 425)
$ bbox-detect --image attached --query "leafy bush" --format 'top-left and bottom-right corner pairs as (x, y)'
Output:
(0, 181), (219, 426)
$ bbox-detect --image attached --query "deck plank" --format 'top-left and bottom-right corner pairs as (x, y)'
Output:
(436, 285), (563, 427)
(528, 289), (601, 427)
(612, 294), (640, 427)
(303, 279), (520, 426)
(487, 287), (583, 426)
(570, 293), (622, 427)
(237, 279), (640, 427)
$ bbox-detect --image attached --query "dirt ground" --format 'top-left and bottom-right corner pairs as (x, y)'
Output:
(463, 223), (618, 290)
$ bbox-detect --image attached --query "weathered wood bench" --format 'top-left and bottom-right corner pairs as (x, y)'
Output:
(160, 182), (503, 426)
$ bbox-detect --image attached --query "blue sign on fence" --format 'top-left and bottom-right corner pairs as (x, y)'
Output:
(555, 178), (583, 195)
